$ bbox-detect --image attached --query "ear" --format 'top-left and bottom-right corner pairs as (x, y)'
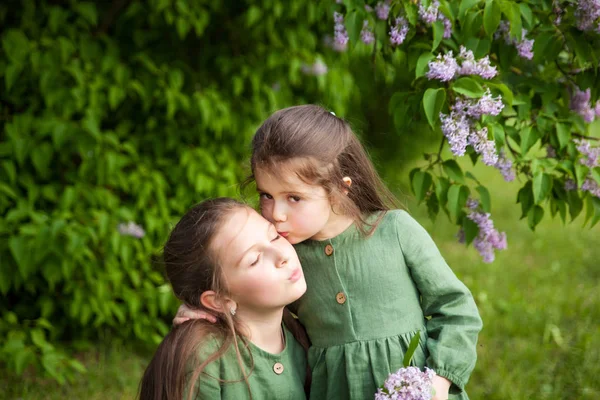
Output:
(200, 291), (237, 315)
(342, 176), (352, 195)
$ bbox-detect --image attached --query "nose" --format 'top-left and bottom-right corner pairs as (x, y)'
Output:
(275, 249), (289, 268)
(272, 201), (287, 223)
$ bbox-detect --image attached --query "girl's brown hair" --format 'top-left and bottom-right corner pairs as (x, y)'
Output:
(138, 198), (310, 400)
(248, 104), (400, 235)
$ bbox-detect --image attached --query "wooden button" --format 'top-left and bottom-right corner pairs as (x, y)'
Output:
(273, 362), (284, 375)
(324, 244), (334, 256)
(336, 292), (346, 304)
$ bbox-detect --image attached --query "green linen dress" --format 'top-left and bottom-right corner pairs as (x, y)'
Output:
(190, 325), (307, 399)
(292, 210), (483, 400)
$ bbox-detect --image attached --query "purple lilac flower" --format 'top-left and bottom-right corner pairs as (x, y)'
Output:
(439, 13), (452, 38)
(546, 145), (557, 159)
(495, 21), (535, 60)
(390, 17), (409, 46)
(553, 0), (563, 25)
(425, 51), (458, 81)
(575, 139), (600, 168)
(375, 1), (391, 20)
(582, 178), (600, 198)
(440, 112), (471, 156)
(301, 60), (328, 76)
(575, 0), (600, 32)
(565, 179), (577, 191)
(418, 0), (440, 25)
(361, 20), (375, 45)
(570, 87), (597, 122)
(118, 222), (145, 238)
(456, 46), (498, 79)
(453, 89), (504, 119)
(365, 4), (374, 12)
(467, 208), (507, 263)
(467, 198), (479, 210)
(595, 100), (600, 117)
(333, 12), (349, 52)
(495, 150), (515, 181)
(375, 366), (436, 400)
(468, 127), (499, 166)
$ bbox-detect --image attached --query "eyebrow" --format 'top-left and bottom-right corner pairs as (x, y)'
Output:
(256, 187), (305, 196)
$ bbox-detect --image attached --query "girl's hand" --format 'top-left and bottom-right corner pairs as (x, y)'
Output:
(173, 303), (217, 326)
(431, 375), (451, 400)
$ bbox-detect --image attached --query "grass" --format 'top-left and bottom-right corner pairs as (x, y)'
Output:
(3, 160), (600, 400)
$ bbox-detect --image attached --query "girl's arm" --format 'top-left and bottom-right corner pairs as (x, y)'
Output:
(394, 211), (483, 396)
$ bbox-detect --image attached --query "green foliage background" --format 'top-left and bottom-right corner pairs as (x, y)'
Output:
(1, 0), (599, 393)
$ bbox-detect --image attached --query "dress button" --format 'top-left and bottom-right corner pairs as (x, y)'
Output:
(336, 292), (347, 304)
(324, 244), (334, 256)
(273, 362), (284, 375)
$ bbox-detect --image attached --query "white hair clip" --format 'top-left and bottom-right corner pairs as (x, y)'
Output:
(330, 111), (336, 116)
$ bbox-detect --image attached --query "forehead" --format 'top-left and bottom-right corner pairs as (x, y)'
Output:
(255, 165), (323, 194)
(211, 208), (269, 264)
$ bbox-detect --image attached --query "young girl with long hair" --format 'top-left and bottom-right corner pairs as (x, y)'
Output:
(176, 105), (483, 400)
(140, 198), (310, 400)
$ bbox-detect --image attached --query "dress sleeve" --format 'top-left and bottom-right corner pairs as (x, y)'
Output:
(394, 210), (483, 394)
(192, 340), (222, 399)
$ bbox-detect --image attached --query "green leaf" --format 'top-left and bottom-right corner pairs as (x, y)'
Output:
(567, 191), (583, 221)
(411, 170), (433, 204)
(452, 77), (485, 98)
(556, 123), (570, 150)
(246, 6), (262, 27)
(459, 0), (481, 21)
(74, 2), (98, 25)
(590, 197), (600, 228)
(426, 192), (440, 222)
(533, 173), (552, 204)
(415, 52), (435, 79)
(31, 143), (53, 179)
(487, 82), (514, 107)
(422, 88), (446, 129)
(432, 19), (445, 51)
(5, 63), (23, 92)
(476, 185), (492, 212)
(448, 184), (469, 222)
(519, 3), (533, 28)
(2, 29), (30, 64)
(436, 177), (450, 207)
(442, 160), (465, 183)
(402, 331), (421, 367)
(527, 205), (544, 230)
(9, 236), (31, 279)
(483, 0), (501, 37)
(517, 181), (533, 219)
(520, 126), (539, 155)
(462, 215), (479, 245)
(345, 10), (363, 44)
(575, 164), (589, 188)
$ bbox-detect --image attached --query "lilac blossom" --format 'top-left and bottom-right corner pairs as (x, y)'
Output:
(582, 178), (600, 198)
(425, 51), (458, 81)
(333, 12), (349, 52)
(301, 60), (328, 76)
(439, 13), (452, 38)
(570, 87), (597, 123)
(575, 0), (600, 32)
(546, 145), (557, 159)
(375, 366), (436, 400)
(365, 4), (374, 12)
(466, 203), (508, 263)
(452, 89), (504, 119)
(595, 100), (600, 117)
(418, 1), (440, 25)
(575, 139), (600, 168)
(495, 21), (535, 60)
(495, 150), (515, 181)
(440, 112), (471, 156)
(553, 0), (564, 25)
(375, 1), (391, 20)
(361, 20), (375, 45)
(390, 17), (409, 46)
(468, 127), (499, 166)
(565, 179), (577, 191)
(118, 222), (145, 238)
(456, 46), (498, 79)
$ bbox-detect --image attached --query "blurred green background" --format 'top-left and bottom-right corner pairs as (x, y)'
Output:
(1, 1), (599, 399)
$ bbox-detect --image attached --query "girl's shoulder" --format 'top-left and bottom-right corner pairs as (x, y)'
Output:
(373, 209), (421, 232)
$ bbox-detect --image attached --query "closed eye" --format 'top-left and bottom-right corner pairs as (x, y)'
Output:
(250, 254), (260, 266)
(271, 234), (281, 242)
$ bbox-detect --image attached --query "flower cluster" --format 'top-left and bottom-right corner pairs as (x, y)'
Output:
(426, 47), (497, 81)
(440, 89), (504, 165)
(390, 17), (409, 46)
(495, 21), (534, 60)
(565, 179), (577, 191)
(376, 1), (391, 20)
(333, 12), (349, 52)
(582, 178), (600, 198)
(461, 199), (508, 263)
(570, 87), (600, 123)
(495, 150), (516, 181)
(375, 366), (436, 400)
(118, 222), (145, 238)
(361, 20), (375, 45)
(575, 0), (600, 32)
(301, 60), (328, 76)
(575, 139), (600, 168)
(418, 0), (452, 38)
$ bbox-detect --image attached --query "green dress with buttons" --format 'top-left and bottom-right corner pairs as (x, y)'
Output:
(190, 325), (307, 399)
(292, 210), (483, 400)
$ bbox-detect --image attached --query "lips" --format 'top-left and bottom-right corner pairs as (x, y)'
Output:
(289, 268), (303, 282)
(278, 232), (289, 238)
